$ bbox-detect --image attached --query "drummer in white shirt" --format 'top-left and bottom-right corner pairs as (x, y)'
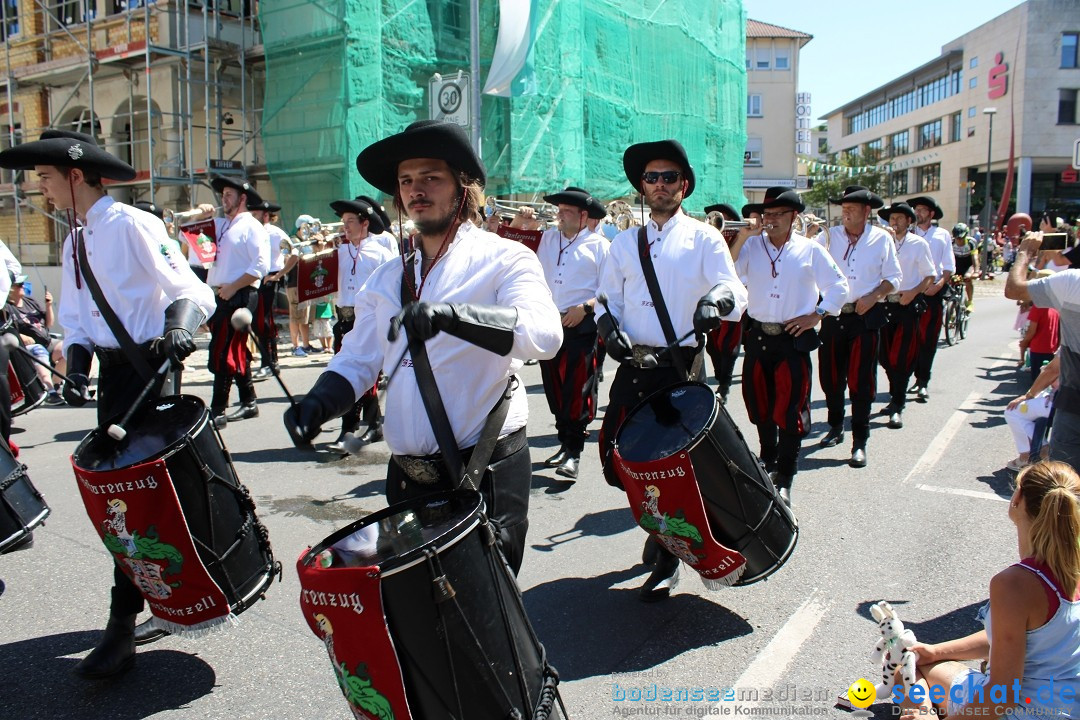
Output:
(325, 195), (397, 452)
(535, 186), (609, 481)
(817, 185), (902, 468)
(877, 202), (935, 430)
(205, 176), (270, 428)
(730, 187), (848, 506)
(283, 120), (562, 574)
(251, 199), (289, 380)
(907, 195), (956, 402)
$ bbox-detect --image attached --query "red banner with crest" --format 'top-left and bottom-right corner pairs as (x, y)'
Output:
(7, 363), (23, 406)
(496, 225), (542, 253)
(297, 249), (339, 304)
(180, 219), (218, 266)
(72, 457), (232, 633)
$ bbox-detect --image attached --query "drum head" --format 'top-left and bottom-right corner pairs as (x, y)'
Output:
(72, 395), (208, 472)
(617, 381), (717, 462)
(303, 491), (484, 575)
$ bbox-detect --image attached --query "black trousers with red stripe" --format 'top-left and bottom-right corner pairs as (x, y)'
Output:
(880, 300), (924, 409)
(818, 311), (881, 444)
(539, 319), (598, 456)
(253, 277), (279, 370)
(706, 319), (742, 401)
(742, 323), (812, 477)
(913, 291), (945, 388)
(208, 287), (258, 415)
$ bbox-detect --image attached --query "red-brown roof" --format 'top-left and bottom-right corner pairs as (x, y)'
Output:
(747, 19), (813, 40)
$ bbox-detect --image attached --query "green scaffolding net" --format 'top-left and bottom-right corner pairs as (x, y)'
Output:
(260, 0), (745, 227)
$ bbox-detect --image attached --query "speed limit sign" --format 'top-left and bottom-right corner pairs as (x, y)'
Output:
(429, 72), (471, 127)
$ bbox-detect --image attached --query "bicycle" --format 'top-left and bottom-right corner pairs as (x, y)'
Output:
(942, 275), (970, 345)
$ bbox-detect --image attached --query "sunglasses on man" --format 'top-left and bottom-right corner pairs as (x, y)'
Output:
(641, 171), (682, 185)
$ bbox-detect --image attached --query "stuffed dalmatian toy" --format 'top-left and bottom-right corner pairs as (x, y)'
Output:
(870, 600), (918, 698)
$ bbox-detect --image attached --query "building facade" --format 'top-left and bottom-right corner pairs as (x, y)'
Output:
(821, 0), (1080, 228)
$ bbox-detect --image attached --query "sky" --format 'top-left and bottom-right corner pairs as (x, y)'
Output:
(743, 0), (1026, 122)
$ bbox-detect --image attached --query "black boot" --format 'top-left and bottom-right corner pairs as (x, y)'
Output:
(133, 618), (169, 646)
(545, 445), (569, 467)
(555, 455), (579, 481)
(211, 374), (232, 429)
(73, 613), (136, 678)
(639, 548), (680, 602)
(226, 402), (259, 421)
(771, 472), (793, 508)
(821, 425), (844, 447)
(359, 423), (383, 443)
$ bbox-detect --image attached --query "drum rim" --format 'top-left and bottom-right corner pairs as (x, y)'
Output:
(614, 380), (719, 463)
(300, 490), (485, 574)
(72, 395), (210, 472)
(0, 507), (50, 551)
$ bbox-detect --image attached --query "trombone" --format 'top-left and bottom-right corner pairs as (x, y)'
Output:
(705, 211), (752, 233)
(163, 206), (221, 226)
(485, 197), (556, 222)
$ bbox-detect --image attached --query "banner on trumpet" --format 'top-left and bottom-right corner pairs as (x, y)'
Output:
(179, 220), (217, 266)
(296, 249), (339, 304)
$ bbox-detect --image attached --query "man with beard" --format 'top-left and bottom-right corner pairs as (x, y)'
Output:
(876, 202), (935, 430)
(729, 188), (847, 506)
(283, 120), (562, 574)
(907, 196), (955, 402)
(703, 201), (745, 403)
(597, 139), (747, 601)
(817, 186), (901, 468)
(204, 177), (270, 428)
(535, 186), (609, 481)
(325, 196), (396, 451)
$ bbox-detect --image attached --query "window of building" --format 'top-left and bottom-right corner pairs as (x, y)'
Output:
(746, 48), (752, 70)
(917, 164), (941, 193)
(969, 76), (978, 89)
(891, 170), (909, 196)
(890, 130), (909, 157)
(842, 147), (860, 164)
(55, 0), (98, 25)
(747, 94), (763, 117)
(951, 111), (962, 142)
(1, 0), (17, 39)
(110, 0), (149, 13)
(818, 137), (828, 154)
(0, 124), (22, 185)
(968, 106), (976, 118)
(744, 137), (762, 167)
(918, 119), (942, 150)
(970, 57), (978, 69)
(1059, 89), (1078, 125)
(842, 68), (962, 136)
(1063, 33), (1079, 69)
(756, 47), (771, 70)
(775, 46), (790, 70)
(865, 138), (883, 160)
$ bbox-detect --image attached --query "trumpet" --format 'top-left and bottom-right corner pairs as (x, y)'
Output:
(705, 211), (752, 233)
(298, 221), (324, 241)
(163, 205), (221, 225)
(485, 197), (556, 222)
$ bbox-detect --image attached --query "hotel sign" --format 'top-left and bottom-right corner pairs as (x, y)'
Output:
(795, 93), (812, 156)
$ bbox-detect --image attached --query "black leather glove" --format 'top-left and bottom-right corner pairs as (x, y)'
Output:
(693, 283), (736, 334)
(597, 312), (633, 364)
(284, 371), (356, 447)
(389, 302), (518, 356)
(158, 298), (205, 365)
(63, 343), (93, 407)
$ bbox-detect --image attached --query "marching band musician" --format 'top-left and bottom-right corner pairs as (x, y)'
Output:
(355, 194), (400, 256)
(283, 120), (562, 574)
(597, 139), (747, 601)
(326, 196), (397, 452)
(728, 187), (848, 507)
(205, 177), (270, 428)
(907, 195), (956, 402)
(0, 129), (216, 677)
(877, 202), (935, 430)
(702, 202), (745, 403)
(535, 186), (609, 481)
(251, 199), (289, 381)
(817, 186), (901, 469)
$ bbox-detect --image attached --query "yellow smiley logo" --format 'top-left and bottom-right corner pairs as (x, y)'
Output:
(847, 678), (876, 709)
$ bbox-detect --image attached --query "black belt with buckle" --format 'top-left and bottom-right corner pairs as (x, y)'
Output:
(393, 427), (528, 485)
(748, 319), (784, 336)
(840, 302), (857, 314)
(629, 345), (697, 369)
(886, 293), (901, 303)
(95, 341), (160, 370)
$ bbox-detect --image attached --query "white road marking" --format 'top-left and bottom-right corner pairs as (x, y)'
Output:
(914, 483), (1009, 503)
(901, 390), (982, 485)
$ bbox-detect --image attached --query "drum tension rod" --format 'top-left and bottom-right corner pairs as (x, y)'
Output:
(424, 549), (456, 603)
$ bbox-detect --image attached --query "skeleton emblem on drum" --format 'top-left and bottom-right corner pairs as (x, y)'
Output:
(100, 497), (184, 600)
(314, 614), (396, 720)
(637, 485), (705, 565)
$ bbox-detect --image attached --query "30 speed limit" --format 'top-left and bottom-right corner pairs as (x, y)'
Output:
(429, 72), (471, 127)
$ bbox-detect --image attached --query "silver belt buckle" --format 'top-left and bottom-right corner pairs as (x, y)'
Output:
(760, 322), (783, 336)
(886, 293), (901, 303)
(393, 455), (442, 484)
(840, 303), (856, 314)
(632, 345), (655, 367)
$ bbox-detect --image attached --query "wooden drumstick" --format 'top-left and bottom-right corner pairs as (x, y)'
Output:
(0, 333), (85, 387)
(107, 359), (171, 441)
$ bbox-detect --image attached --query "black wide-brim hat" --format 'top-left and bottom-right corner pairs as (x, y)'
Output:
(330, 196), (386, 234)
(356, 195), (392, 233)
(211, 176), (263, 208)
(906, 195), (943, 220)
(704, 203), (741, 221)
(622, 139), (696, 198)
(878, 202), (917, 223)
(742, 185), (793, 216)
(586, 196), (607, 220)
(355, 120), (486, 197)
(0, 128), (137, 181)
(254, 200), (282, 213)
(133, 200), (164, 219)
(830, 185), (884, 208)
(544, 186), (593, 211)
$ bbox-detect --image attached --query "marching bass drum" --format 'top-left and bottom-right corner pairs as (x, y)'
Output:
(613, 381), (798, 587)
(0, 438), (49, 553)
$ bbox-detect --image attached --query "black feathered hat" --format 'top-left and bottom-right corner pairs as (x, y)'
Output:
(586, 196), (607, 220)
(543, 186), (593, 211)
(906, 195), (944, 220)
(622, 139), (696, 198)
(329, 196), (386, 234)
(0, 128), (137, 181)
(133, 200), (164, 219)
(210, 176), (263, 209)
(355, 195), (391, 233)
(742, 186), (799, 216)
(355, 120), (486, 196)
(878, 202), (917, 223)
(829, 185), (884, 208)
(704, 203), (741, 221)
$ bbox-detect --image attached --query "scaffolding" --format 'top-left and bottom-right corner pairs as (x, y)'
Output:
(0, 0), (265, 262)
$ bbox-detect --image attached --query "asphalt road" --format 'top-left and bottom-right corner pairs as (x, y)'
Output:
(0, 283), (1028, 720)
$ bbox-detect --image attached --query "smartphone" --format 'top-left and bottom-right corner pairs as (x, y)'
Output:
(1042, 233), (1068, 251)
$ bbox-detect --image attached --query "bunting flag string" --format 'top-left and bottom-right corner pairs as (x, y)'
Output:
(797, 154), (887, 177)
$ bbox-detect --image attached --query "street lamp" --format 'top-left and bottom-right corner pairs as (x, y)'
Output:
(983, 107), (997, 232)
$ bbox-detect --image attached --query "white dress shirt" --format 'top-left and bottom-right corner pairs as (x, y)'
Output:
(894, 233), (936, 292)
(735, 232), (849, 321)
(0, 239), (19, 297)
(264, 223), (291, 273)
(336, 235), (397, 308)
(60, 195), (216, 352)
(821, 224), (902, 301)
(208, 212), (269, 288)
(328, 222), (563, 456)
(536, 227), (608, 312)
(373, 232), (400, 256)
(914, 223), (956, 279)
(597, 210), (747, 347)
